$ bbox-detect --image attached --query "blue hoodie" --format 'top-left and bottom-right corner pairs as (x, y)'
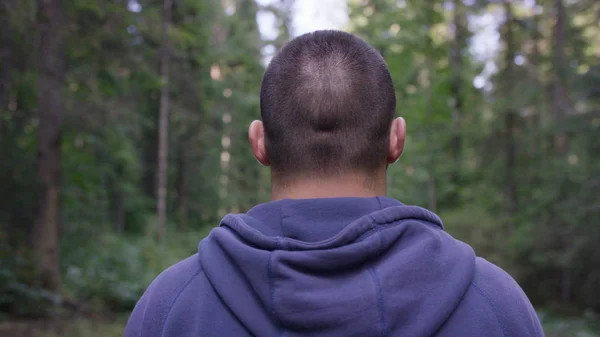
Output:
(124, 197), (544, 337)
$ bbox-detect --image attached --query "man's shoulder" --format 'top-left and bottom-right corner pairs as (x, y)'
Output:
(147, 254), (203, 294)
(473, 257), (521, 294)
(140, 254), (205, 314)
(470, 257), (545, 337)
(124, 254), (204, 337)
(472, 257), (533, 307)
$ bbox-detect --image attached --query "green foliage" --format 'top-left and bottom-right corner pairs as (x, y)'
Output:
(0, 242), (61, 318)
(1, 0), (599, 332)
(352, 0), (600, 312)
(441, 205), (506, 266)
(41, 318), (127, 337)
(539, 309), (600, 337)
(62, 228), (211, 312)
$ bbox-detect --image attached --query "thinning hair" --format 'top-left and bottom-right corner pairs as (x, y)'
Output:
(260, 30), (396, 178)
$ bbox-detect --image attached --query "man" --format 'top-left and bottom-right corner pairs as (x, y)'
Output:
(124, 30), (544, 337)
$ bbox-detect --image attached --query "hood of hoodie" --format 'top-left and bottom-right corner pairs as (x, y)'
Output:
(199, 197), (475, 337)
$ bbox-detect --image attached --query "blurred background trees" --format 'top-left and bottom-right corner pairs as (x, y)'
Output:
(350, 0), (600, 311)
(0, 0), (599, 335)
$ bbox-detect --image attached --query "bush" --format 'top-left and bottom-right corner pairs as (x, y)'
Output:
(441, 205), (507, 268)
(62, 227), (212, 312)
(0, 242), (61, 317)
(539, 309), (600, 337)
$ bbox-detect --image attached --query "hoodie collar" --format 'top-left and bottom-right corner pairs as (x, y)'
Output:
(244, 196), (404, 242)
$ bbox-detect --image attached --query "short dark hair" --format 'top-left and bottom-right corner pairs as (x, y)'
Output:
(260, 30), (396, 178)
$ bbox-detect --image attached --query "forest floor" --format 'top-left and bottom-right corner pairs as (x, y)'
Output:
(0, 312), (126, 337)
(0, 312), (598, 337)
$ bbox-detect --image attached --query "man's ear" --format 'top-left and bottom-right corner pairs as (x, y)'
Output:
(248, 120), (270, 166)
(387, 117), (406, 164)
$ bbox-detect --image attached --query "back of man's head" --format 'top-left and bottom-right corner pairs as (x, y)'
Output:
(259, 30), (397, 179)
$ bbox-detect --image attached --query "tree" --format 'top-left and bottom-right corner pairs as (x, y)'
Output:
(424, 0), (438, 213)
(501, 0), (518, 224)
(32, 0), (65, 291)
(156, 0), (174, 241)
(1, 0), (599, 319)
(449, 0), (466, 204)
(552, 0), (572, 154)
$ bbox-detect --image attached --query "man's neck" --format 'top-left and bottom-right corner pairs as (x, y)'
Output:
(270, 172), (387, 200)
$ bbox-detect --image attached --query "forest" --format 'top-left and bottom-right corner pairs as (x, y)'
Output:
(0, 0), (599, 336)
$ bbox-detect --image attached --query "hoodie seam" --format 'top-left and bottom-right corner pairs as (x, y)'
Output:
(158, 268), (202, 337)
(429, 270), (475, 336)
(268, 238), (285, 336)
(376, 196), (383, 210)
(367, 229), (388, 337)
(356, 219), (441, 243)
(471, 282), (508, 337)
(279, 201), (286, 237)
(225, 206), (443, 251)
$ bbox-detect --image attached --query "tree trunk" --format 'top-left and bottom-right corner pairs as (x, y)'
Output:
(530, 11), (542, 163)
(427, 170), (437, 213)
(0, 43), (8, 110)
(32, 0), (65, 291)
(503, 0), (518, 223)
(156, 0), (173, 242)
(115, 190), (125, 233)
(176, 142), (187, 232)
(218, 112), (231, 218)
(0, 4), (12, 124)
(449, 0), (465, 204)
(424, 3), (437, 213)
(552, 0), (572, 154)
(553, 0), (575, 302)
(561, 264), (572, 302)
(112, 165), (125, 233)
(504, 110), (517, 219)
(597, 5), (600, 59)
